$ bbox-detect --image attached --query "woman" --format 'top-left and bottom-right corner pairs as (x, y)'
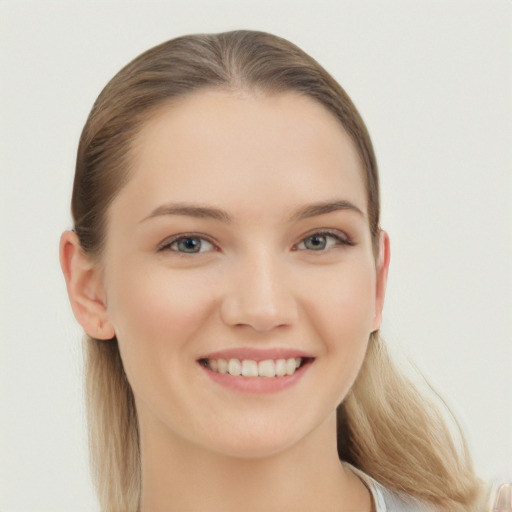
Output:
(60, 30), (488, 511)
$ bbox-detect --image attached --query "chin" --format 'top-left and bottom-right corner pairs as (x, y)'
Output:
(197, 413), (324, 461)
(207, 434), (302, 460)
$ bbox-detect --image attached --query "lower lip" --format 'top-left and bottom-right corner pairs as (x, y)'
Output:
(199, 361), (312, 394)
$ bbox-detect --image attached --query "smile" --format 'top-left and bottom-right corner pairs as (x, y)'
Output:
(200, 357), (305, 378)
(197, 349), (314, 393)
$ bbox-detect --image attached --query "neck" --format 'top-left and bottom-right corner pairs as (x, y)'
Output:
(138, 413), (371, 512)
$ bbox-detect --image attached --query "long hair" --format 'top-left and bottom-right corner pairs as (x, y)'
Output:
(71, 30), (487, 511)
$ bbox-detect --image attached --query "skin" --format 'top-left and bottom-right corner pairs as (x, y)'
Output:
(61, 90), (390, 512)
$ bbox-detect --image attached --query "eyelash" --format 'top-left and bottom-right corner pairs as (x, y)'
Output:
(157, 229), (353, 255)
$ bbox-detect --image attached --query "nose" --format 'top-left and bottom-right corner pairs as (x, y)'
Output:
(219, 251), (299, 332)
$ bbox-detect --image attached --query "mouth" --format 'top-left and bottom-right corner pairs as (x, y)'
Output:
(198, 356), (314, 378)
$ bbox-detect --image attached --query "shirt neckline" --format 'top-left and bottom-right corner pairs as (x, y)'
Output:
(341, 461), (387, 512)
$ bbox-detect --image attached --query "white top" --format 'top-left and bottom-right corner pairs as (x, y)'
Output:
(344, 463), (434, 512)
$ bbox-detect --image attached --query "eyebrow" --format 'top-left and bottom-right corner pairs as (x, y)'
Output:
(141, 204), (233, 223)
(289, 199), (365, 221)
(140, 199), (364, 224)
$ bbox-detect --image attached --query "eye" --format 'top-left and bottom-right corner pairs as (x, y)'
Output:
(296, 231), (352, 251)
(159, 235), (216, 254)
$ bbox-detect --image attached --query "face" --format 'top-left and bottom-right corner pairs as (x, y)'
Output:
(99, 90), (388, 458)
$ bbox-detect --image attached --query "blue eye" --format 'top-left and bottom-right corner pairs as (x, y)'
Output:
(296, 231), (350, 251)
(160, 236), (215, 254)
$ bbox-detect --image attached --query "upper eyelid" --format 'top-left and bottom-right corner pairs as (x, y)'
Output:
(297, 228), (352, 243)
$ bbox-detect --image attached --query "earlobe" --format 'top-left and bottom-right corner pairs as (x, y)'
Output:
(59, 231), (115, 340)
(372, 229), (391, 332)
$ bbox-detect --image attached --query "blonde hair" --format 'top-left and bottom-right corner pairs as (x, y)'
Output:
(71, 30), (488, 511)
(340, 334), (489, 511)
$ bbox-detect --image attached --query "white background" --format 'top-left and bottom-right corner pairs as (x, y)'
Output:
(1, 1), (511, 510)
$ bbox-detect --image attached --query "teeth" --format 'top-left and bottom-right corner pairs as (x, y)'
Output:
(241, 359), (258, 377)
(286, 358), (296, 375)
(217, 359), (228, 374)
(258, 360), (275, 378)
(206, 357), (304, 378)
(228, 358), (242, 376)
(275, 358), (287, 377)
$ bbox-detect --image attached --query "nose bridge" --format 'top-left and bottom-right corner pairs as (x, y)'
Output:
(220, 246), (298, 331)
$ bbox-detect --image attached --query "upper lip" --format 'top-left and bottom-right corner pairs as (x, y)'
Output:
(199, 348), (315, 362)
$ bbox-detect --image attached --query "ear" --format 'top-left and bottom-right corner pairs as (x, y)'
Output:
(372, 229), (390, 332)
(59, 230), (115, 340)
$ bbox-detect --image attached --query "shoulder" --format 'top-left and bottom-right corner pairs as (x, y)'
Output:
(343, 462), (435, 512)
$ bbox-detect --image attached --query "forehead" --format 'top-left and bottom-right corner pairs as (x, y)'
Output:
(117, 89), (367, 221)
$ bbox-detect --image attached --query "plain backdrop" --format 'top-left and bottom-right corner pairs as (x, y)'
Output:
(1, 1), (511, 510)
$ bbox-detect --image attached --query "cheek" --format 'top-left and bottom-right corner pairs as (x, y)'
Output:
(302, 260), (377, 398)
(104, 264), (222, 419)
(294, 261), (377, 412)
(308, 263), (376, 341)
(106, 265), (218, 358)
